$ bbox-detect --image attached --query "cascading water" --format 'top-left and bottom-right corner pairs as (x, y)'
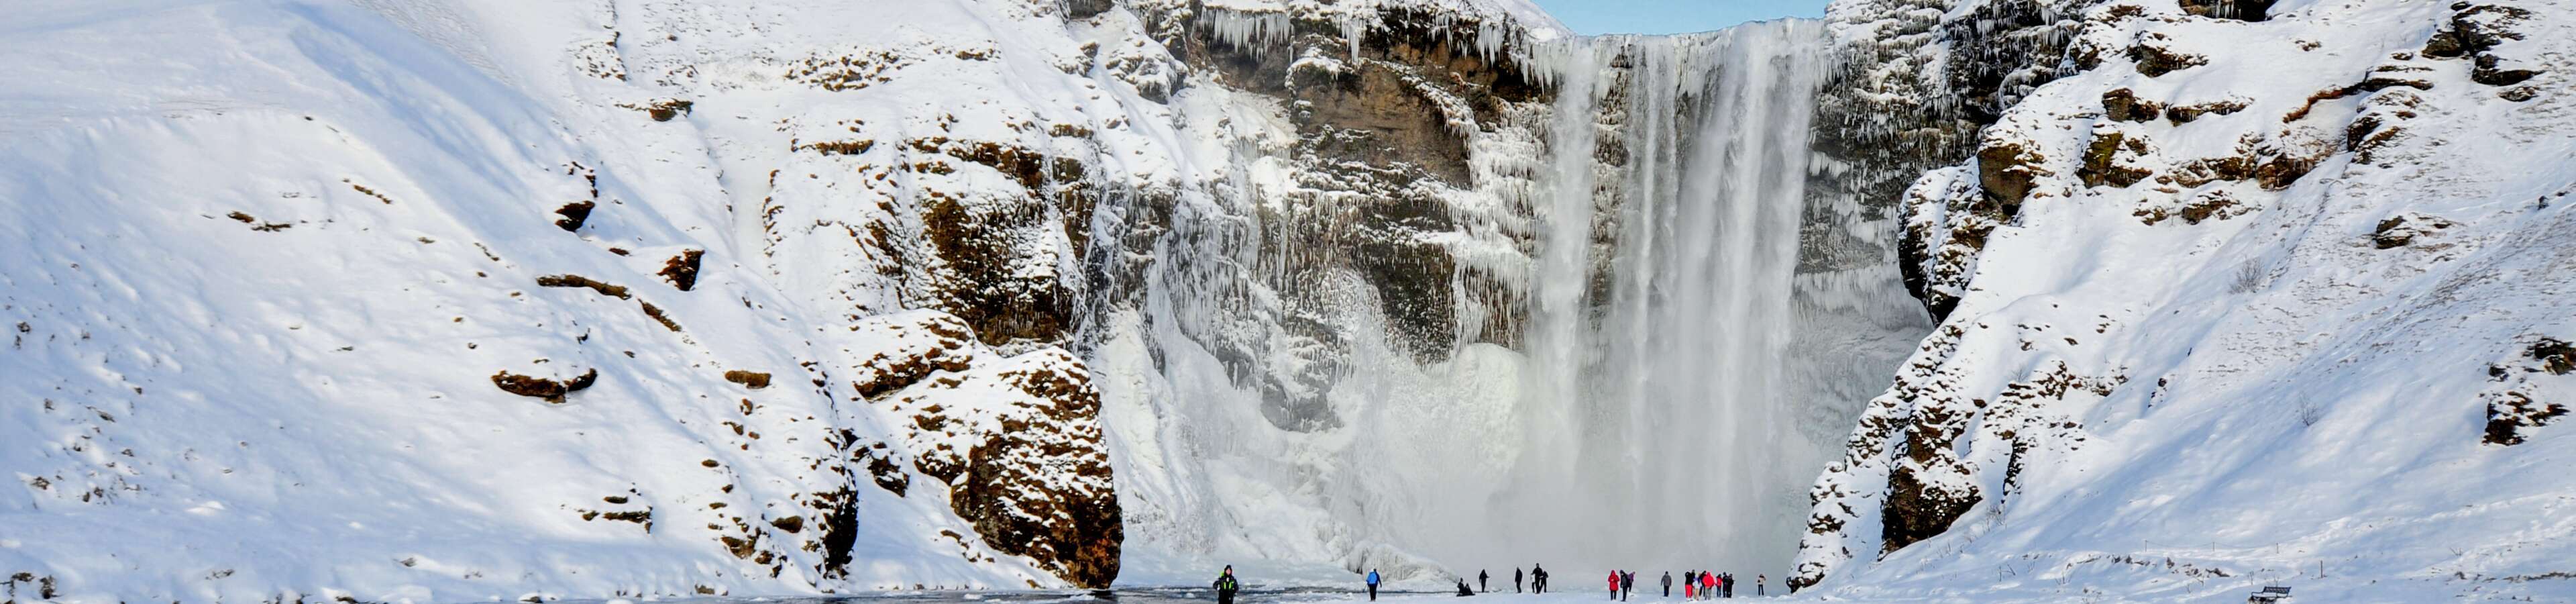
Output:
(1091, 15), (1922, 584)
(1503, 20), (1837, 574)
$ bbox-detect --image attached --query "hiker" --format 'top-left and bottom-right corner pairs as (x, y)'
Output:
(1755, 574), (1764, 597)
(1624, 570), (1637, 601)
(1534, 564), (1549, 593)
(1213, 565), (1241, 604)
(1722, 573), (1733, 599)
(1684, 572), (1695, 600)
(1368, 568), (1382, 601)
(1480, 570), (1490, 593)
(1515, 568), (1525, 593)
(1457, 579), (1475, 597)
(1698, 570), (1713, 601)
(1660, 572), (1672, 598)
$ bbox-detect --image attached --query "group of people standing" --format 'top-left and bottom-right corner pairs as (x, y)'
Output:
(1608, 569), (1759, 600)
(1672, 570), (1758, 599)
(1212, 562), (1760, 604)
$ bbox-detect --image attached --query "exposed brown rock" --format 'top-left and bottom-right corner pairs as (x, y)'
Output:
(536, 274), (631, 299)
(491, 368), (600, 404)
(2137, 190), (2249, 225)
(639, 301), (684, 332)
(724, 370), (772, 389)
(659, 249), (704, 291)
(2079, 130), (2153, 188)
(2484, 391), (2567, 446)
(2471, 55), (2538, 87)
(2164, 98), (2248, 124)
(2481, 336), (2573, 444)
(2372, 212), (2457, 249)
(1880, 467), (1979, 554)
(555, 201), (596, 232)
(945, 356), (1122, 587)
(2129, 40), (2208, 77)
(225, 211), (292, 232)
(637, 99), (694, 121)
(2178, 0), (2277, 21)
(1976, 139), (2046, 211)
(2531, 338), (2576, 375)
(2101, 88), (2163, 122)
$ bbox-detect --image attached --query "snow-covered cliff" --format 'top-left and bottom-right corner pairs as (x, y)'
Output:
(1792, 0), (2576, 599)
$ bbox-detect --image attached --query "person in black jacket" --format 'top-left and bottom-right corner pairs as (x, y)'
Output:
(1534, 564), (1549, 593)
(1480, 569), (1490, 593)
(1660, 572), (1672, 597)
(1515, 568), (1525, 593)
(1213, 566), (1240, 604)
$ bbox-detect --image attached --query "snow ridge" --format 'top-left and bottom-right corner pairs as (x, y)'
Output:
(1792, 0), (2576, 600)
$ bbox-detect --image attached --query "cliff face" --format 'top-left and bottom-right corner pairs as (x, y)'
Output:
(1792, 0), (2576, 599)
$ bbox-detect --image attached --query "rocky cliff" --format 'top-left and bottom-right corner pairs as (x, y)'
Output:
(1792, 0), (2576, 599)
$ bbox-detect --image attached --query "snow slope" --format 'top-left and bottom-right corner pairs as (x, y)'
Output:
(0, 0), (1137, 599)
(0, 0), (1589, 598)
(1793, 0), (2576, 600)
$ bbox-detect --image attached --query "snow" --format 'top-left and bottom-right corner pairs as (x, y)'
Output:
(1794, 0), (2576, 600)
(0, 0), (1142, 598)
(7, 0), (2571, 599)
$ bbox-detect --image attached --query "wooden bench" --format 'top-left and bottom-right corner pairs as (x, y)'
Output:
(2246, 586), (2291, 603)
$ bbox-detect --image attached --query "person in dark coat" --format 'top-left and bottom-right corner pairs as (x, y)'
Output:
(1621, 571), (1634, 601)
(1213, 566), (1240, 604)
(1456, 579), (1475, 597)
(1660, 572), (1672, 598)
(1534, 564), (1549, 593)
(1515, 568), (1525, 593)
(1480, 569), (1490, 593)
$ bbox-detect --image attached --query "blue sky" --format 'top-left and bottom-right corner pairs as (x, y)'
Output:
(1527, 0), (1829, 35)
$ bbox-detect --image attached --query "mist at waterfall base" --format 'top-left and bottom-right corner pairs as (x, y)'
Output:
(1095, 19), (1928, 586)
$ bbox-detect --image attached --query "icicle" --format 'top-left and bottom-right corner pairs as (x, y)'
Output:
(1199, 8), (1293, 54)
(1341, 13), (1363, 65)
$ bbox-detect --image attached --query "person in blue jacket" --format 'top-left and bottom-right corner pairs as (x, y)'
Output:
(1367, 568), (1382, 601)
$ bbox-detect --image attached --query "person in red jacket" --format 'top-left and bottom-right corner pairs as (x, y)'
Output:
(1698, 570), (1715, 601)
(1607, 570), (1621, 601)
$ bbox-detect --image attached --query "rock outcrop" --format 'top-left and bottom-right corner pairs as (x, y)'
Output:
(841, 311), (1122, 587)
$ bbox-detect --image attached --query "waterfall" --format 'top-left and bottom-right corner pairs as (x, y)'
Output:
(1503, 19), (1838, 573)
(1093, 15), (1916, 583)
